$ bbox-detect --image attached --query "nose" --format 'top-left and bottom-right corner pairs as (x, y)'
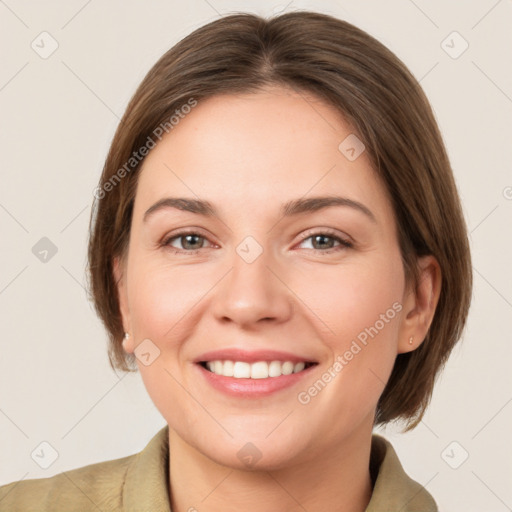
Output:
(211, 247), (294, 329)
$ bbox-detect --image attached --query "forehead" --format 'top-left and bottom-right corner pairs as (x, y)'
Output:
(133, 88), (393, 224)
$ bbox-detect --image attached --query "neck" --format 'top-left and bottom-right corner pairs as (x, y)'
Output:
(168, 425), (374, 512)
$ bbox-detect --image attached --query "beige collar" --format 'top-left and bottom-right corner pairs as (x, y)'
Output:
(122, 426), (437, 511)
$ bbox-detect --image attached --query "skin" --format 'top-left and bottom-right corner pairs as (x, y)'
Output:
(115, 86), (441, 512)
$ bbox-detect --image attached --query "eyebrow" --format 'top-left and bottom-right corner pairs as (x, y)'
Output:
(143, 195), (377, 223)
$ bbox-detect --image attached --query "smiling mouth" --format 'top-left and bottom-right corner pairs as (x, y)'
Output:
(199, 360), (316, 379)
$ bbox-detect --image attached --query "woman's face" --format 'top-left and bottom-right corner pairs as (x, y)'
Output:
(116, 87), (414, 469)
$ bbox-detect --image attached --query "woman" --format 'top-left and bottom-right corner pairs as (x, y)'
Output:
(0, 10), (471, 511)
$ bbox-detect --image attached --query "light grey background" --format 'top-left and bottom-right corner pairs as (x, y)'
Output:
(1, 1), (511, 510)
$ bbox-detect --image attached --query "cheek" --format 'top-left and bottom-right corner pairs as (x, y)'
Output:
(294, 252), (404, 410)
(126, 257), (213, 342)
(125, 259), (212, 429)
(294, 252), (404, 348)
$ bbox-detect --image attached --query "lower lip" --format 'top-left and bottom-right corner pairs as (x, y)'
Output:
(197, 364), (315, 397)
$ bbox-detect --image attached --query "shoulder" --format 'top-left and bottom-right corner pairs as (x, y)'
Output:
(0, 453), (134, 512)
(0, 425), (171, 512)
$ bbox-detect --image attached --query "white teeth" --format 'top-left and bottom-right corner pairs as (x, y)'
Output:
(250, 361), (269, 379)
(268, 360), (282, 377)
(223, 360), (234, 377)
(281, 361), (294, 375)
(233, 361), (250, 378)
(204, 360), (309, 378)
(294, 362), (305, 373)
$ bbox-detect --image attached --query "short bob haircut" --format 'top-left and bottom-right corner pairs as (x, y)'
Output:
(88, 11), (472, 430)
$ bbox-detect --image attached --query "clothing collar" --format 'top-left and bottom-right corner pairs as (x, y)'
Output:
(122, 425), (171, 511)
(122, 426), (437, 511)
(366, 434), (438, 511)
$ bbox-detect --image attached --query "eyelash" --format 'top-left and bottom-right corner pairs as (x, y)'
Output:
(161, 228), (353, 255)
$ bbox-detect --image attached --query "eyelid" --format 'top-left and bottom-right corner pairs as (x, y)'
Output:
(295, 227), (353, 246)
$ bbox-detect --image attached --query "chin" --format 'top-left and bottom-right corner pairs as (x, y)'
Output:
(206, 439), (307, 472)
(174, 422), (308, 471)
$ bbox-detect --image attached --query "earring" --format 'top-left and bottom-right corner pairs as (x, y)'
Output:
(122, 333), (130, 347)
(409, 336), (414, 345)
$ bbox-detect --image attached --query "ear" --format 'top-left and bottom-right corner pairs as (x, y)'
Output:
(113, 256), (135, 354)
(397, 255), (442, 354)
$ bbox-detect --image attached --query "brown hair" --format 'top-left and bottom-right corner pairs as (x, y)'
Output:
(87, 11), (472, 430)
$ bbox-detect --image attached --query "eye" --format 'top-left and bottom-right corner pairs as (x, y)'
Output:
(161, 228), (352, 255)
(297, 230), (353, 253)
(162, 230), (214, 254)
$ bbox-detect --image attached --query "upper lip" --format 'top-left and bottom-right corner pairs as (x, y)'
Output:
(194, 348), (317, 364)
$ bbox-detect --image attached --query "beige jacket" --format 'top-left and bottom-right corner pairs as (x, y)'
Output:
(0, 426), (437, 511)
